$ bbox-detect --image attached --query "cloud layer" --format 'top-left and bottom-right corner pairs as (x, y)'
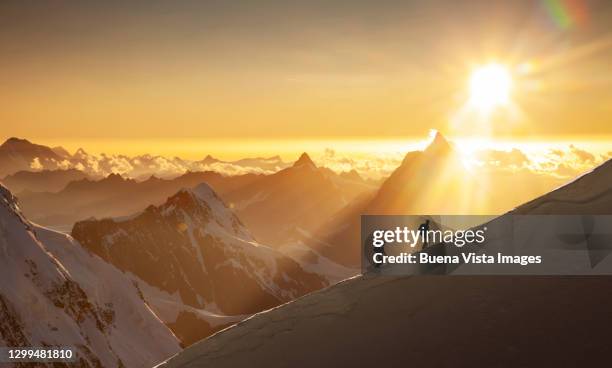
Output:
(22, 143), (609, 186)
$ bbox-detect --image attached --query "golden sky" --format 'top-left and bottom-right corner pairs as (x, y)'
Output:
(1, 0), (612, 144)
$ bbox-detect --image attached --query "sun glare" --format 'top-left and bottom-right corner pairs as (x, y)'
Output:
(468, 63), (512, 113)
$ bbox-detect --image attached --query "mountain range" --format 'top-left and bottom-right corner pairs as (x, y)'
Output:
(155, 151), (612, 368)
(0, 178), (330, 362)
(13, 150), (374, 251)
(0, 137), (292, 180)
(2, 168), (91, 194)
(17, 171), (261, 228)
(1, 133), (608, 367)
(0, 138), (65, 177)
(223, 152), (374, 246)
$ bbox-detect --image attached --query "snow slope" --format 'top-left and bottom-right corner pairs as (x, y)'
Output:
(0, 183), (180, 368)
(155, 275), (612, 368)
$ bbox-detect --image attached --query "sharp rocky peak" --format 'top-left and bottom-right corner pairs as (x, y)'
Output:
(424, 131), (453, 155)
(167, 183), (224, 213)
(293, 152), (316, 168)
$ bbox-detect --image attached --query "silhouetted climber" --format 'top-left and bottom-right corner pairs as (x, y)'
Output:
(367, 233), (386, 269)
(373, 243), (386, 269)
(418, 219), (431, 249)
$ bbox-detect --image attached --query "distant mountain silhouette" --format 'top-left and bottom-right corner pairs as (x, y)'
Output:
(0, 137), (64, 177)
(0, 137), (294, 181)
(200, 154), (220, 165)
(2, 168), (89, 193)
(339, 169), (364, 182)
(51, 145), (72, 158)
(292, 152), (316, 167)
(18, 171), (261, 227)
(223, 152), (374, 247)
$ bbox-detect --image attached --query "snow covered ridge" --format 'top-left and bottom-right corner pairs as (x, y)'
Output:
(0, 183), (27, 223)
(0, 183), (181, 367)
(185, 183), (254, 241)
(514, 158), (612, 214)
(72, 182), (328, 346)
(0, 183), (17, 207)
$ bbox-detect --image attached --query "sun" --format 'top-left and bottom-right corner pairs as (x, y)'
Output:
(468, 63), (512, 113)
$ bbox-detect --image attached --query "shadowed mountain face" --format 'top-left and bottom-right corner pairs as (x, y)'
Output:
(17, 171), (261, 227)
(71, 183), (327, 346)
(367, 132), (475, 213)
(0, 184), (181, 367)
(155, 158), (612, 368)
(0, 138), (64, 177)
(2, 168), (89, 194)
(312, 132), (484, 267)
(224, 152), (374, 246)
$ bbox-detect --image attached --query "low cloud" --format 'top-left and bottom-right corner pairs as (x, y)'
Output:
(317, 148), (403, 180)
(471, 144), (606, 180)
(569, 145), (595, 164)
(474, 148), (529, 168)
(29, 158), (43, 171)
(195, 162), (272, 176)
(21, 141), (608, 185)
(33, 150), (281, 179)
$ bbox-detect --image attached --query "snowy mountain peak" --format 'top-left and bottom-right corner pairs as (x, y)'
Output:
(1, 183), (39, 236)
(0, 183), (24, 220)
(71, 183), (327, 345)
(154, 183), (254, 241)
(293, 152), (316, 168)
(0, 184), (25, 233)
(190, 182), (220, 202)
